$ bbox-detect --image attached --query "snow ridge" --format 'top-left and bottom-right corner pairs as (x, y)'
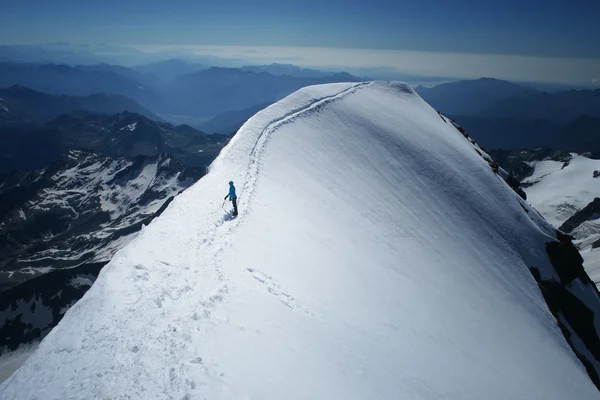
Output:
(2, 82), (599, 399)
(192, 83), (375, 327)
(239, 82), (371, 215)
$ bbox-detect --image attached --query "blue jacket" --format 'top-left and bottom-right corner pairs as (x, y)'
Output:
(228, 184), (237, 199)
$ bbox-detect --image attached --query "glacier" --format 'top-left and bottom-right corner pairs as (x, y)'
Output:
(1, 82), (599, 399)
(522, 153), (600, 286)
(523, 154), (600, 228)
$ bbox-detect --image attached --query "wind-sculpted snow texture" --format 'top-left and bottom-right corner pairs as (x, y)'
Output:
(2, 82), (600, 399)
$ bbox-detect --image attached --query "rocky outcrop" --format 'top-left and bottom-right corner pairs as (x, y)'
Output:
(559, 198), (600, 234)
(0, 262), (104, 354)
(530, 231), (600, 389)
(489, 148), (573, 182)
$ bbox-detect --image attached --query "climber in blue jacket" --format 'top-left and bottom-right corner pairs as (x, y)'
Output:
(224, 181), (238, 216)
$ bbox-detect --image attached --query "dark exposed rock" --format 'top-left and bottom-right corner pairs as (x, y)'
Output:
(546, 231), (586, 283)
(489, 148), (573, 182)
(0, 262), (105, 354)
(505, 172), (527, 200)
(530, 230), (600, 390)
(559, 198), (600, 234)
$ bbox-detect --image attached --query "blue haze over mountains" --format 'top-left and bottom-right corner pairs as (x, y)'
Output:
(1, 55), (599, 154)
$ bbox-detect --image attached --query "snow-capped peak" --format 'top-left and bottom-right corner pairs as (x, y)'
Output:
(2, 82), (599, 399)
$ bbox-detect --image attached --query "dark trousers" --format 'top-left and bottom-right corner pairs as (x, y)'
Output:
(231, 198), (238, 216)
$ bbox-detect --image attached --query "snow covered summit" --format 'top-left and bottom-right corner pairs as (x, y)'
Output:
(2, 82), (600, 399)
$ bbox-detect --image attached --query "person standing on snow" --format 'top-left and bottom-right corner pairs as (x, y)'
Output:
(224, 181), (238, 216)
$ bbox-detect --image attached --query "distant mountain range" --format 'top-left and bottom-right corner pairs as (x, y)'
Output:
(198, 102), (273, 134)
(416, 78), (540, 115)
(0, 61), (361, 120)
(2, 61), (598, 161)
(240, 63), (336, 78)
(0, 85), (161, 124)
(0, 111), (230, 171)
(417, 78), (600, 154)
(161, 67), (361, 117)
(479, 89), (600, 122)
(133, 59), (206, 81)
(416, 77), (600, 122)
(0, 62), (163, 109)
(447, 115), (600, 155)
(73, 63), (158, 86)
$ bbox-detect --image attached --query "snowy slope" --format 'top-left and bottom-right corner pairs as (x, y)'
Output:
(2, 82), (599, 399)
(523, 154), (600, 227)
(522, 154), (600, 285)
(0, 149), (200, 290)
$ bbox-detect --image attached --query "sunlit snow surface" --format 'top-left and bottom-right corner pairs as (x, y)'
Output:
(523, 155), (600, 227)
(2, 82), (598, 399)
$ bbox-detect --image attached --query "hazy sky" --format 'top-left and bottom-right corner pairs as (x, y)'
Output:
(1, 0), (599, 83)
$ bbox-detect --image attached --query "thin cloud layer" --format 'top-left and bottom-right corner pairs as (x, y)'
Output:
(133, 45), (600, 84)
